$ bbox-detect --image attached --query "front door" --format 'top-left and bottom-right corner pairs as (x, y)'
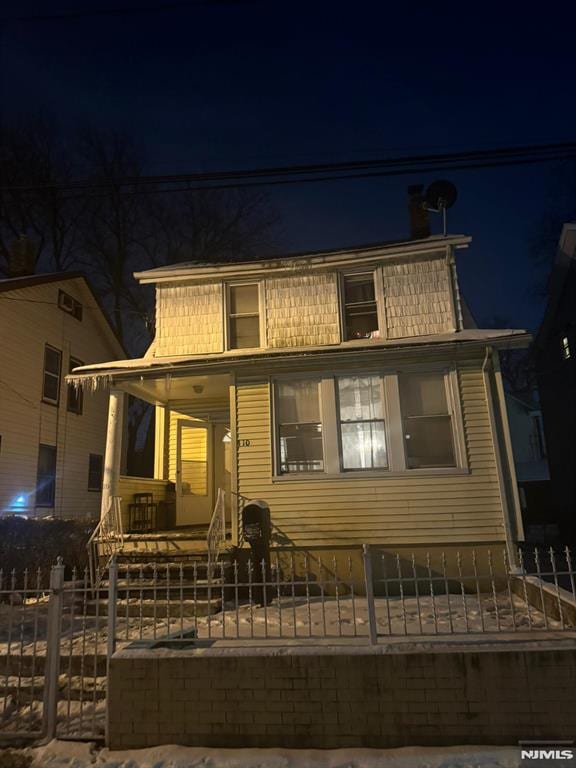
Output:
(176, 421), (213, 526)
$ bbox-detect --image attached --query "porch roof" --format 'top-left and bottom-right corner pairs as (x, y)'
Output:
(68, 328), (531, 393)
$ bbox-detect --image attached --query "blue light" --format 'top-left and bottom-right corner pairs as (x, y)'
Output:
(16, 496), (25, 505)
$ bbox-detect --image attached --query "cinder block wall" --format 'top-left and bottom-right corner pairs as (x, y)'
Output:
(108, 645), (576, 749)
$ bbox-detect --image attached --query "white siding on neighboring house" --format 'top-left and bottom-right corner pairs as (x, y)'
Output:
(0, 277), (123, 520)
(154, 282), (223, 356)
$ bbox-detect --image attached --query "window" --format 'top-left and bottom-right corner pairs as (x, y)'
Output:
(562, 335), (571, 360)
(342, 273), (379, 340)
(276, 380), (323, 473)
(88, 454), (103, 491)
(42, 345), (62, 405)
(36, 444), (57, 507)
(399, 372), (456, 469)
(228, 284), (260, 349)
(58, 289), (83, 321)
(337, 376), (387, 469)
(67, 357), (83, 414)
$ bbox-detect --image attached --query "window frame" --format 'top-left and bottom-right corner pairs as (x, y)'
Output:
(339, 270), (385, 343)
(36, 443), (57, 508)
(224, 281), (265, 351)
(67, 356), (84, 414)
(271, 366), (467, 480)
(87, 453), (104, 492)
(335, 374), (390, 472)
(42, 344), (62, 406)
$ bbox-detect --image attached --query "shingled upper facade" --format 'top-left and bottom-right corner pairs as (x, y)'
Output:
(70, 233), (529, 564)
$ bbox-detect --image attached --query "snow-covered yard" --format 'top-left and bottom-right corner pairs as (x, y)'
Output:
(1, 740), (524, 768)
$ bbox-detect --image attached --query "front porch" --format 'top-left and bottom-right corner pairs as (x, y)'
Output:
(97, 371), (238, 562)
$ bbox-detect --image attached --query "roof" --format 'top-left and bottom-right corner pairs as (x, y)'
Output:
(0, 271), (126, 356)
(134, 233), (472, 284)
(69, 328), (531, 382)
(534, 222), (576, 350)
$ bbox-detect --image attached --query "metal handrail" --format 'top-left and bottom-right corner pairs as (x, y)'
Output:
(87, 496), (123, 588)
(207, 488), (226, 573)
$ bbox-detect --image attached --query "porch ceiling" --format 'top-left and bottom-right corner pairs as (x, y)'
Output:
(119, 373), (230, 405)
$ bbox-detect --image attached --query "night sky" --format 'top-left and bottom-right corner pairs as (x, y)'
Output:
(2, 1), (575, 332)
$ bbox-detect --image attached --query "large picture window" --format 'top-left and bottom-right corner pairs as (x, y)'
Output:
(399, 372), (456, 469)
(36, 444), (57, 507)
(42, 345), (62, 405)
(276, 380), (323, 473)
(228, 284), (260, 349)
(342, 273), (379, 340)
(337, 376), (387, 469)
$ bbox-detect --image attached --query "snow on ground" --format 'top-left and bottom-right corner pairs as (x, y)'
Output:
(4, 740), (524, 768)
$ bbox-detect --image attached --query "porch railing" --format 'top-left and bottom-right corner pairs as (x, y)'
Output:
(206, 487), (226, 570)
(87, 495), (123, 588)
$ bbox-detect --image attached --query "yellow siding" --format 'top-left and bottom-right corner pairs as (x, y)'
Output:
(265, 273), (340, 348)
(154, 282), (223, 356)
(116, 476), (168, 530)
(234, 362), (506, 547)
(0, 278), (124, 521)
(381, 254), (454, 338)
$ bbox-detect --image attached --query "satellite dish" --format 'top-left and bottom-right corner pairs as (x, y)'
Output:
(425, 180), (458, 211)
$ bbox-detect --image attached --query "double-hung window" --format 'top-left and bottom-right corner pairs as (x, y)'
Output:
(276, 379), (324, 473)
(342, 273), (379, 340)
(88, 454), (103, 491)
(36, 444), (57, 507)
(228, 284), (260, 349)
(67, 357), (83, 414)
(42, 345), (62, 405)
(399, 372), (456, 469)
(273, 369), (463, 476)
(337, 376), (387, 469)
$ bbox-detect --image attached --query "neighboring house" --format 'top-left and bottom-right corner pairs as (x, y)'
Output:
(0, 272), (125, 520)
(504, 392), (552, 542)
(71, 221), (530, 571)
(534, 222), (576, 542)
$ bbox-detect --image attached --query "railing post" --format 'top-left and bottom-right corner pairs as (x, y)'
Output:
(107, 556), (118, 661)
(43, 557), (65, 741)
(362, 544), (378, 645)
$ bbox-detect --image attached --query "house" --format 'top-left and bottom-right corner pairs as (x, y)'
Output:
(0, 271), (125, 520)
(70, 206), (530, 575)
(504, 391), (551, 541)
(534, 222), (576, 542)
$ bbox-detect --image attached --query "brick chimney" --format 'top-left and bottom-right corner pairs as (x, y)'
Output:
(407, 184), (430, 240)
(7, 234), (36, 277)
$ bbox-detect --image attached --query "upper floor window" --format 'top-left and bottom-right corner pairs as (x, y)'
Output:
(67, 357), (83, 414)
(342, 273), (379, 340)
(42, 345), (62, 405)
(399, 372), (456, 469)
(276, 379), (323, 473)
(58, 289), (83, 321)
(337, 376), (387, 469)
(228, 284), (261, 349)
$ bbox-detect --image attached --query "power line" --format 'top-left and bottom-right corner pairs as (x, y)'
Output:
(2, 141), (575, 198)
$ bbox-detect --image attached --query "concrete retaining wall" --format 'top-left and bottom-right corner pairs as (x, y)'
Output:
(108, 641), (576, 749)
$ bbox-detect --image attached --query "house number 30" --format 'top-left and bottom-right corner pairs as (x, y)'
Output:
(238, 439), (251, 447)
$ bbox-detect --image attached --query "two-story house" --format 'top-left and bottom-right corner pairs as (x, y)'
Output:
(0, 271), (125, 520)
(70, 228), (530, 574)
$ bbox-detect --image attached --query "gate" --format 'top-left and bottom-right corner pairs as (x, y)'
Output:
(0, 559), (109, 742)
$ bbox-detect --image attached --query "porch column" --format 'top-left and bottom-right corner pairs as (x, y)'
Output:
(101, 388), (125, 521)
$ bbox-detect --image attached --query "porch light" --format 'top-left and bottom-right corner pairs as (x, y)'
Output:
(222, 430), (232, 443)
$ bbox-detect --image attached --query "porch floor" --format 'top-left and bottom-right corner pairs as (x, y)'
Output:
(116, 525), (233, 559)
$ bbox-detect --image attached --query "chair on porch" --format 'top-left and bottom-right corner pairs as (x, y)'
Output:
(128, 492), (157, 533)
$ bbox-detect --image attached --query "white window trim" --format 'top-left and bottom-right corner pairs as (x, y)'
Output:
(224, 281), (266, 351)
(271, 366), (468, 480)
(339, 270), (384, 343)
(42, 344), (62, 406)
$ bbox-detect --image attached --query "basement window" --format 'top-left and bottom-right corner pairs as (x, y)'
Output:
(342, 273), (379, 340)
(228, 284), (261, 349)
